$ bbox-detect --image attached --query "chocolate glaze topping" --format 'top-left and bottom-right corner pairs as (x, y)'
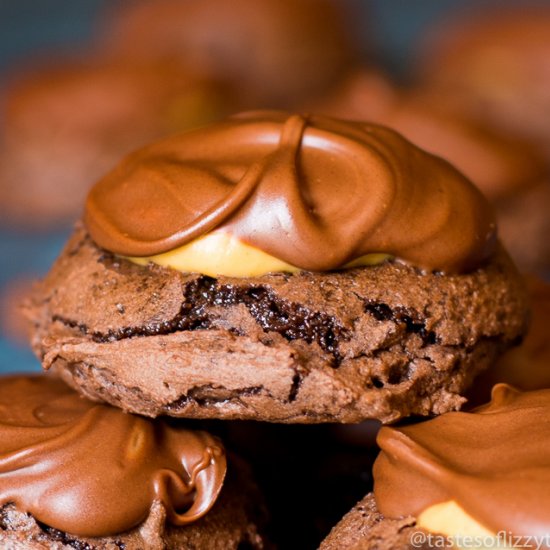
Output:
(374, 384), (550, 538)
(0, 375), (226, 537)
(85, 111), (496, 273)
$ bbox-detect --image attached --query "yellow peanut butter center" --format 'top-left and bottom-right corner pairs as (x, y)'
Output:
(126, 231), (391, 277)
(417, 501), (515, 550)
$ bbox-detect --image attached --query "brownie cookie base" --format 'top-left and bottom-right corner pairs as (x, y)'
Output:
(0, 457), (267, 550)
(319, 493), (430, 550)
(28, 227), (528, 423)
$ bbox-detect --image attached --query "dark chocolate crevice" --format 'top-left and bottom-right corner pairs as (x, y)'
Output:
(236, 541), (261, 550)
(364, 300), (438, 346)
(288, 371), (303, 402)
(367, 361), (415, 390)
(0, 504), (10, 530)
(35, 522), (100, 550)
(184, 276), (349, 358)
(166, 385), (266, 411)
(164, 374), (309, 413)
(53, 275), (350, 362)
(36, 519), (126, 550)
(387, 362), (413, 385)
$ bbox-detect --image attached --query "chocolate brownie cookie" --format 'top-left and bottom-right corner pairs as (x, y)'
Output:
(322, 384), (550, 549)
(0, 375), (267, 550)
(27, 112), (528, 424)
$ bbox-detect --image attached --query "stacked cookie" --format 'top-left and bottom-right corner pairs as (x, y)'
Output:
(321, 384), (550, 549)
(20, 111), (529, 548)
(0, 375), (268, 548)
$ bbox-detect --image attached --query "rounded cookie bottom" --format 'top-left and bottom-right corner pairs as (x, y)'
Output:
(47, 336), (505, 424)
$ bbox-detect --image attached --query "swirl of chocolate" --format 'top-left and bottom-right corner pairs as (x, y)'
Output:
(85, 111), (496, 273)
(0, 375), (226, 537)
(374, 384), (550, 539)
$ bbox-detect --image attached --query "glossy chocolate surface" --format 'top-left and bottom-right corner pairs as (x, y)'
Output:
(374, 384), (550, 538)
(85, 111), (496, 274)
(0, 375), (226, 537)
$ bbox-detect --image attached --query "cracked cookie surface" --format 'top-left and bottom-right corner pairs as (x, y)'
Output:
(319, 493), (430, 550)
(27, 226), (528, 423)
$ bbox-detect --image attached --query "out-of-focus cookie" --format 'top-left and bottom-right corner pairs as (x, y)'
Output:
(27, 112), (528, 424)
(416, 5), (550, 160)
(493, 183), (550, 275)
(0, 59), (234, 228)
(102, 0), (359, 108)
